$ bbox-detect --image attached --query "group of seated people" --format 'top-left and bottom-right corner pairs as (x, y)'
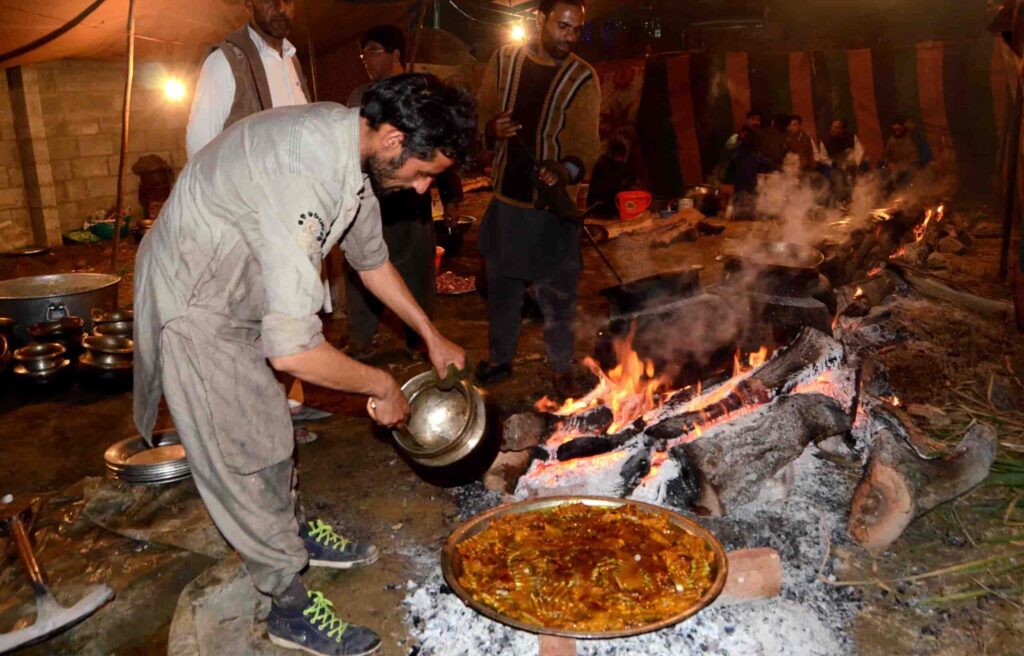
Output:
(722, 109), (933, 216)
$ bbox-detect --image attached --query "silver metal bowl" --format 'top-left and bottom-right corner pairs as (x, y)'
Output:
(13, 342), (67, 372)
(81, 334), (133, 367)
(93, 320), (133, 338)
(104, 430), (190, 485)
(392, 371), (487, 468)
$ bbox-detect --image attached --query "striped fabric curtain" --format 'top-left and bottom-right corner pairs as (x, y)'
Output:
(631, 38), (1009, 195)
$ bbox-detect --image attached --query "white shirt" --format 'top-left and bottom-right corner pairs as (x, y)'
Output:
(186, 26), (308, 158)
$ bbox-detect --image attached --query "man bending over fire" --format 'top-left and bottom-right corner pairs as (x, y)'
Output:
(134, 74), (474, 656)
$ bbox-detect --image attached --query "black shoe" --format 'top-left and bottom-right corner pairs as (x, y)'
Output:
(268, 591), (381, 655)
(475, 360), (512, 385)
(300, 519), (379, 570)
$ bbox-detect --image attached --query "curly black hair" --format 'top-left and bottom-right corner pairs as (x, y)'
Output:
(538, 0), (585, 14)
(361, 73), (477, 166)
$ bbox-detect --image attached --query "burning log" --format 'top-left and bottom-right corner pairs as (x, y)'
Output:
(555, 432), (634, 461)
(848, 414), (997, 555)
(644, 379), (770, 442)
(682, 393), (851, 516)
(629, 444), (701, 510)
(751, 327), (845, 393)
(755, 294), (833, 343)
(501, 406), (614, 451)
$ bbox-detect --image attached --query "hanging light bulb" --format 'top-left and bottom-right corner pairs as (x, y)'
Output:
(510, 22), (526, 43)
(163, 77), (186, 102)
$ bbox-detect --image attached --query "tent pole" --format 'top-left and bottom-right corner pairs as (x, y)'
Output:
(303, 0), (319, 101)
(407, 0), (433, 73)
(109, 0), (136, 286)
(1000, 78), (1023, 281)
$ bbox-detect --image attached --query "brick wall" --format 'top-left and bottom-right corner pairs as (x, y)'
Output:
(0, 77), (32, 248)
(32, 60), (190, 235)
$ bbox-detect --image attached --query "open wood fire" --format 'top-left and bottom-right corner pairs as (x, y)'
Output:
(502, 298), (996, 555)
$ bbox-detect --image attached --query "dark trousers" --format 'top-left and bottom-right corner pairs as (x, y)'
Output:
(485, 256), (579, 373)
(345, 217), (435, 350)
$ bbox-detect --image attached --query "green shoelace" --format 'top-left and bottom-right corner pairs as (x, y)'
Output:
(303, 591), (350, 641)
(306, 519), (351, 551)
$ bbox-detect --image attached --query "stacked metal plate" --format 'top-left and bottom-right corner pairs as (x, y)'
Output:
(103, 431), (191, 484)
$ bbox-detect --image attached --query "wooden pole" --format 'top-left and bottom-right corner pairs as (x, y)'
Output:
(406, 0), (433, 73)
(109, 0), (136, 282)
(1000, 78), (1023, 280)
(303, 0), (318, 101)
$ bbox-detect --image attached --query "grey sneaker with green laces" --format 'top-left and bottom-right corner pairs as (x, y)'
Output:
(268, 590), (381, 656)
(301, 519), (379, 569)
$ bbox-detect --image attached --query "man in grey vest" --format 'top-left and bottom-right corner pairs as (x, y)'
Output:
(187, 0), (319, 440)
(186, 0), (311, 158)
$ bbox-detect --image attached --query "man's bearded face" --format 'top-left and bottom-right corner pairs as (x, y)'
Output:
(538, 3), (585, 60)
(247, 0), (293, 40)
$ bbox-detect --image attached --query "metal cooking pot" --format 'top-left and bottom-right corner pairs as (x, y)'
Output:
(599, 266), (703, 318)
(93, 309), (134, 325)
(0, 273), (120, 343)
(390, 370), (488, 468)
(0, 334), (9, 376)
(13, 342), (66, 372)
(93, 321), (133, 338)
(81, 335), (133, 367)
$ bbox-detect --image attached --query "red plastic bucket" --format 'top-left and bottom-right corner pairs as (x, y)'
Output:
(616, 191), (652, 220)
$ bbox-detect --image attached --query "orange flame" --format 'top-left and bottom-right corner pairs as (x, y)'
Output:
(535, 327), (671, 434)
(936, 204), (945, 221)
(854, 286), (865, 299)
(913, 209), (933, 242)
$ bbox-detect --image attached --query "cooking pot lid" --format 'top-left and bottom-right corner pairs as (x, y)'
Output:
(0, 273), (120, 300)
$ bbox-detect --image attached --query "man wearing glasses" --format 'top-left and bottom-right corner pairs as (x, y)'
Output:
(341, 25), (464, 362)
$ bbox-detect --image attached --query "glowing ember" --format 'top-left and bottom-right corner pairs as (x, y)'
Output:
(854, 287), (865, 299)
(889, 246), (907, 259)
(867, 266), (882, 277)
(530, 449), (630, 476)
(936, 204), (945, 221)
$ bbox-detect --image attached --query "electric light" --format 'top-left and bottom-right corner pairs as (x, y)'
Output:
(510, 23), (526, 43)
(163, 77), (186, 102)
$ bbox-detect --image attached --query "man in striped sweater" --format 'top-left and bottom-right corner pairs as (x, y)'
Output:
(474, 0), (601, 399)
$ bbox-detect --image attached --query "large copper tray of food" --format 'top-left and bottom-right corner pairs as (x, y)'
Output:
(441, 496), (728, 639)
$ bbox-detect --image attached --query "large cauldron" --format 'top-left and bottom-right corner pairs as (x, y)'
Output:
(0, 273), (120, 343)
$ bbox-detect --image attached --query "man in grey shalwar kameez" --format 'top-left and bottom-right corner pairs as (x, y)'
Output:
(133, 74), (475, 656)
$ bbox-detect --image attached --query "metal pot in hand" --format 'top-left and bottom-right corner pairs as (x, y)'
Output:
(389, 369), (489, 468)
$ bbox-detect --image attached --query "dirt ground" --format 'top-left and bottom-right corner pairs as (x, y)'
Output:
(1, 190), (1022, 655)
